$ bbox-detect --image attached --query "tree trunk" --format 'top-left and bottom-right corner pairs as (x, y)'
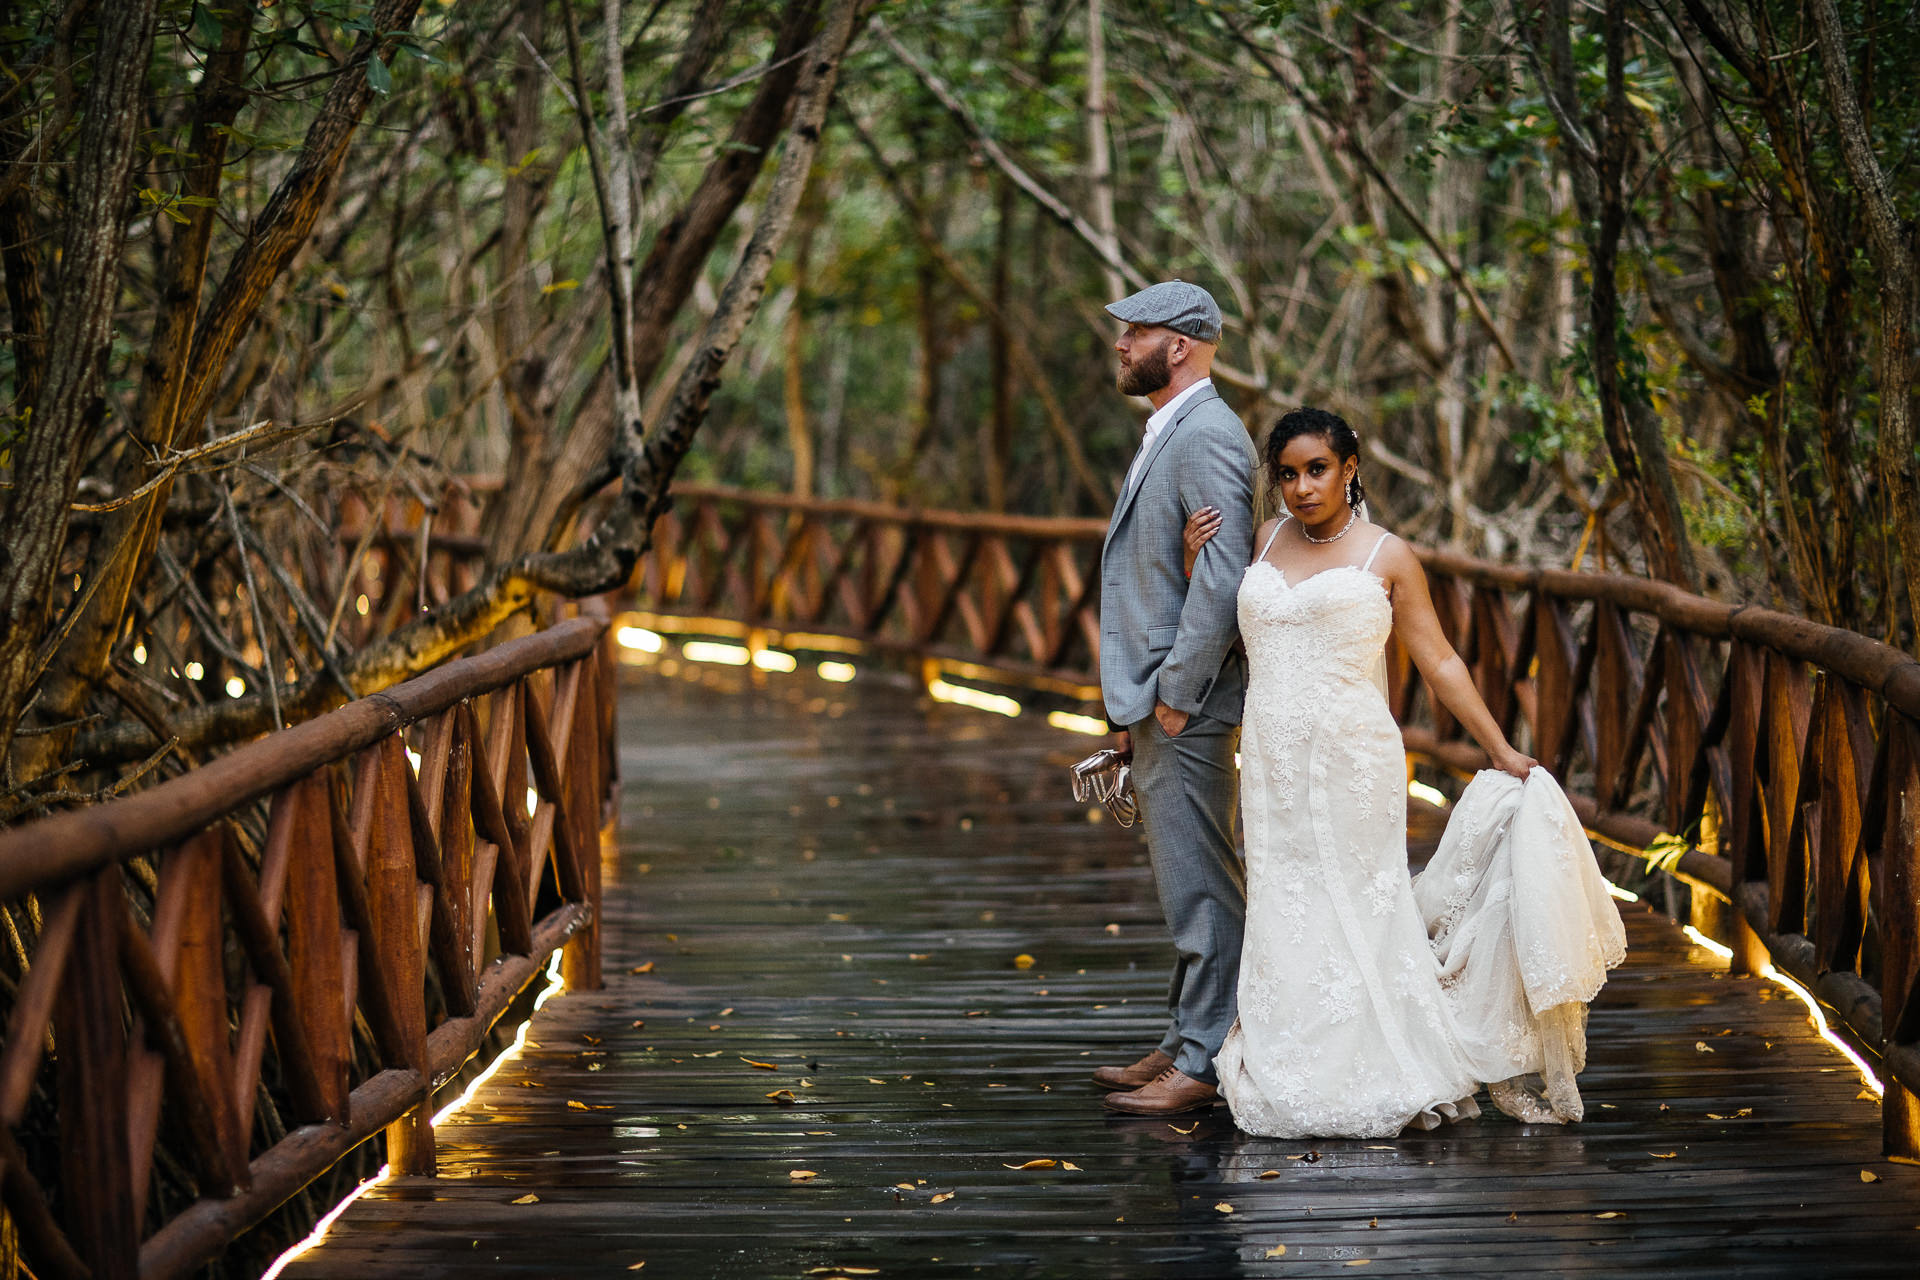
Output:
(489, 0), (553, 547)
(491, 0), (822, 558)
(1084, 0), (1124, 303)
(20, 0), (426, 774)
(1524, 0), (1695, 586)
(784, 194), (819, 498)
(71, 0), (865, 766)
(1809, 0), (1920, 648)
(0, 0), (157, 768)
(986, 174), (1016, 511)
(0, 123), (45, 415)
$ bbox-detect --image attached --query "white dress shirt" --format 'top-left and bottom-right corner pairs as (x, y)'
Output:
(1124, 377), (1213, 497)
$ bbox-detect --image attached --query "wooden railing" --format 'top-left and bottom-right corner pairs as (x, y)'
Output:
(629, 486), (1920, 1156)
(345, 482), (1920, 1158)
(0, 609), (614, 1279)
(1396, 550), (1920, 1157)
(637, 484), (1109, 689)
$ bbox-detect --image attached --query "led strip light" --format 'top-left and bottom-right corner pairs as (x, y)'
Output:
(1676, 921), (1884, 1096)
(260, 952), (569, 1277)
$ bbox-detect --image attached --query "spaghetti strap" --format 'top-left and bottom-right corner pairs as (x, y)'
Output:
(1255, 516), (1290, 564)
(1361, 530), (1391, 573)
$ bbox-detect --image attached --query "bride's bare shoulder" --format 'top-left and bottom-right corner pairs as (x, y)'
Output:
(1251, 515), (1287, 560)
(1365, 528), (1423, 577)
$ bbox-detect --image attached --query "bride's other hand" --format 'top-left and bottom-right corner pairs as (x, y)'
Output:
(1182, 505), (1222, 577)
(1493, 745), (1537, 781)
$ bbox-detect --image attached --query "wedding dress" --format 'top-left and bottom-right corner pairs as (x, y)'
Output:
(1214, 522), (1627, 1138)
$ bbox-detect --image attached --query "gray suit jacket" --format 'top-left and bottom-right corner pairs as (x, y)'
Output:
(1099, 383), (1256, 728)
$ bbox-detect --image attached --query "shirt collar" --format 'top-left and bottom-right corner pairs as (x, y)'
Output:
(1144, 377), (1213, 437)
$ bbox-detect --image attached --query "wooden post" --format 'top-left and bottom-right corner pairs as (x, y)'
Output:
(1731, 905), (1771, 978)
(57, 872), (137, 1278)
(385, 1102), (436, 1177)
(561, 659), (604, 991)
(1687, 887), (1731, 971)
(357, 738), (435, 1176)
(1882, 718), (1920, 1162)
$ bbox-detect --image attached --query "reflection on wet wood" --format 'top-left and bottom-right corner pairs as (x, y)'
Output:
(285, 666), (1920, 1278)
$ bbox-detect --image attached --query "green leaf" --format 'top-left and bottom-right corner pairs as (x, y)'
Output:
(366, 52), (391, 96)
(192, 7), (223, 48)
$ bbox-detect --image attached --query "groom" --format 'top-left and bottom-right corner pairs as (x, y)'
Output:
(1094, 280), (1255, 1115)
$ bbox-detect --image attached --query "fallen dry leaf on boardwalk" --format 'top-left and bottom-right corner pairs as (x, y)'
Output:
(741, 1056), (779, 1070)
(511, 1194), (539, 1205)
(628, 962), (654, 974)
(788, 1170), (818, 1180)
(1003, 1159), (1057, 1169)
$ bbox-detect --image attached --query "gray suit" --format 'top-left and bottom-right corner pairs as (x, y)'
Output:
(1099, 381), (1255, 1085)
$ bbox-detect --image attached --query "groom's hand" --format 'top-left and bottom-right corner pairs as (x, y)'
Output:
(1113, 728), (1133, 760)
(1154, 701), (1189, 738)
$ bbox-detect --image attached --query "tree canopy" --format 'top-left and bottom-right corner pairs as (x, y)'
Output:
(2, 0), (1918, 814)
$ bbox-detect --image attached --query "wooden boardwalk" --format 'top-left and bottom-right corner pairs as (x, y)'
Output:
(282, 661), (1920, 1277)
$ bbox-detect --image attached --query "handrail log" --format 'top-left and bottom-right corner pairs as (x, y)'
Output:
(345, 481), (1920, 1158)
(0, 616), (603, 900)
(1416, 548), (1920, 719)
(138, 902), (590, 1280)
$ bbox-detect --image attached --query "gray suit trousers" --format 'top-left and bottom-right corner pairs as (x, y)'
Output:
(1129, 709), (1245, 1085)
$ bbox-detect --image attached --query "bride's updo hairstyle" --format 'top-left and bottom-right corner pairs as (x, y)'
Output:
(1264, 406), (1365, 512)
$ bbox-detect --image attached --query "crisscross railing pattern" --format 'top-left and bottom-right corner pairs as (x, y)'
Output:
(0, 611), (614, 1280)
(1393, 551), (1920, 1158)
(349, 484), (1920, 1158)
(641, 485), (1109, 686)
(628, 488), (1920, 1156)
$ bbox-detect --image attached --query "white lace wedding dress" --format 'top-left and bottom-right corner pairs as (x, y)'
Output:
(1214, 525), (1628, 1138)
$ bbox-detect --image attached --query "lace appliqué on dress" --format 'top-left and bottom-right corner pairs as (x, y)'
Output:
(1219, 552), (1628, 1140)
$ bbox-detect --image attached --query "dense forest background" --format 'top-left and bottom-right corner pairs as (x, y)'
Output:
(3, 0), (1919, 812)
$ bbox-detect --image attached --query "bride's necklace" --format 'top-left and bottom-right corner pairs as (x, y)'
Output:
(1301, 507), (1358, 544)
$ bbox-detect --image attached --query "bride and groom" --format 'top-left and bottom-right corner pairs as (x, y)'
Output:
(1092, 280), (1627, 1137)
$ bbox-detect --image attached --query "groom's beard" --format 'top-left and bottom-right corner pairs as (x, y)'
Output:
(1116, 343), (1172, 397)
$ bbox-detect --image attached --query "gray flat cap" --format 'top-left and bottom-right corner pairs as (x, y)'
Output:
(1105, 279), (1222, 343)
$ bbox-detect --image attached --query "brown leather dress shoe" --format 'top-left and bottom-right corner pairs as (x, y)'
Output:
(1091, 1049), (1174, 1091)
(1101, 1066), (1220, 1115)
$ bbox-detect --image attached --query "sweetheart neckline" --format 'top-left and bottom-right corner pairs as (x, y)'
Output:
(1247, 559), (1388, 595)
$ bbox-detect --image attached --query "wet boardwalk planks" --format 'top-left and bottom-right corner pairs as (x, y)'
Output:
(283, 662), (1920, 1278)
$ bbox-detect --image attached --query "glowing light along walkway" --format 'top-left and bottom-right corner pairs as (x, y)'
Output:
(279, 666), (1920, 1278)
(259, 954), (569, 1279)
(1675, 922), (1884, 1095)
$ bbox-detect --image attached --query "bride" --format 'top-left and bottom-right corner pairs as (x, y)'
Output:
(1182, 406), (1626, 1139)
